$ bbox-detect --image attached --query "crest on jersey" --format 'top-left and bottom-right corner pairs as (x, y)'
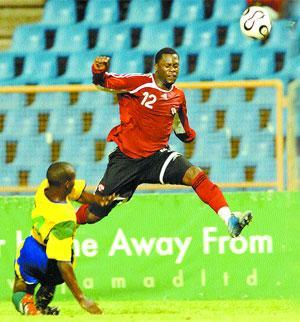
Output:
(161, 93), (168, 100)
(171, 106), (177, 115)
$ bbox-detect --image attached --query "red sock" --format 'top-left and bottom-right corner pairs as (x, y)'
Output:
(192, 171), (228, 213)
(76, 204), (89, 224)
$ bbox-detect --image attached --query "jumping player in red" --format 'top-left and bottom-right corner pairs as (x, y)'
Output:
(76, 47), (252, 238)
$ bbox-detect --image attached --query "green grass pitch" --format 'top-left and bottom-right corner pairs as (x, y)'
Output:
(0, 300), (300, 322)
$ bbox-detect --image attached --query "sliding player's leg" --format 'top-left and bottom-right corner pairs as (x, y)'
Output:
(35, 284), (59, 315)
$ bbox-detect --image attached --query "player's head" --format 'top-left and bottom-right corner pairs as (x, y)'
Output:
(47, 161), (75, 194)
(154, 47), (179, 87)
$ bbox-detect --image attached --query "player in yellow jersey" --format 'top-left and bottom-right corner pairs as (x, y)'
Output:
(12, 161), (115, 315)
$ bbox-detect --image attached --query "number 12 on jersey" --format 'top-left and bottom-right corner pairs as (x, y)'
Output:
(141, 91), (157, 109)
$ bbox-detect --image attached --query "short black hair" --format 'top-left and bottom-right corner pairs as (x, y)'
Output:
(46, 161), (75, 186)
(155, 47), (179, 64)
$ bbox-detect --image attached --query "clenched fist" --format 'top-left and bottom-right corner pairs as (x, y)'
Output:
(92, 56), (110, 74)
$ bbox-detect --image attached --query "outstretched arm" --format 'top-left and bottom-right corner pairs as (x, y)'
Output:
(57, 261), (102, 314)
(77, 190), (116, 207)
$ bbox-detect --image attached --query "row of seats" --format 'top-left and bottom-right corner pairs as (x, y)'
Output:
(0, 87), (278, 110)
(7, 20), (299, 55)
(0, 104), (275, 138)
(1, 47), (299, 86)
(34, 0), (248, 27)
(0, 131), (276, 186)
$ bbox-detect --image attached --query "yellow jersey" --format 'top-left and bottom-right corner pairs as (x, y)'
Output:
(31, 179), (86, 261)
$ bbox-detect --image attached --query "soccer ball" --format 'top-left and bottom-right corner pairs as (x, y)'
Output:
(240, 6), (272, 40)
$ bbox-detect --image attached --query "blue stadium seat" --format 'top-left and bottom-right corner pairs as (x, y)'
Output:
(59, 136), (96, 166)
(188, 132), (230, 164)
(225, 104), (260, 136)
(109, 51), (144, 74)
(13, 136), (51, 167)
(56, 51), (96, 84)
(82, 0), (119, 26)
(223, 22), (260, 50)
(206, 88), (245, 106)
(0, 53), (15, 82)
(188, 110), (216, 133)
(73, 91), (114, 109)
(9, 24), (46, 53)
(227, 48), (276, 79)
(76, 162), (108, 185)
(0, 93), (26, 110)
(89, 107), (119, 137)
(0, 165), (18, 186)
(179, 21), (219, 51)
(41, 0), (77, 26)
(262, 20), (297, 52)
(272, 54), (300, 80)
(14, 52), (58, 84)
(183, 89), (202, 106)
(124, 0), (162, 25)
(250, 87), (276, 105)
(47, 110), (82, 136)
(27, 165), (49, 185)
(137, 23), (174, 51)
(255, 159), (276, 181)
(93, 24), (131, 52)
(3, 109), (39, 136)
(289, 2), (300, 20)
(210, 0), (246, 22)
(28, 92), (70, 110)
(238, 133), (274, 162)
(181, 48), (231, 81)
(210, 160), (245, 183)
(167, 0), (205, 25)
(50, 25), (89, 54)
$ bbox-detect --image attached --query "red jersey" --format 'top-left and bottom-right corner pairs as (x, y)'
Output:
(92, 71), (196, 158)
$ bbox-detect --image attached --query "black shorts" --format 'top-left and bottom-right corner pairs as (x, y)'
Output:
(89, 147), (192, 218)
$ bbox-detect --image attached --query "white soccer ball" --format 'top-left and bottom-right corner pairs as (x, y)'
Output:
(240, 6), (272, 40)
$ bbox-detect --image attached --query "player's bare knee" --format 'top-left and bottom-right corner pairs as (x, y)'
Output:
(182, 166), (202, 186)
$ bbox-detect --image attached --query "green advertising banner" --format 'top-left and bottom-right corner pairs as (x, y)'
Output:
(0, 192), (299, 301)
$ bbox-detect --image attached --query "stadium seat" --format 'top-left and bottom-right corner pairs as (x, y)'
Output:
(262, 20), (297, 52)
(183, 89), (202, 106)
(89, 107), (119, 138)
(76, 162), (108, 185)
(0, 165), (18, 186)
(206, 88), (245, 106)
(0, 94), (26, 110)
(210, 159), (245, 183)
(0, 53), (15, 82)
(109, 51), (144, 74)
(181, 48), (231, 81)
(255, 159), (276, 181)
(179, 21), (219, 51)
(93, 24), (131, 52)
(55, 51), (96, 84)
(210, 0), (246, 22)
(167, 0), (205, 25)
(238, 133), (275, 162)
(41, 0), (77, 26)
(59, 136), (96, 166)
(124, 0), (162, 25)
(81, 0), (119, 26)
(50, 25), (89, 54)
(222, 22), (260, 50)
(13, 136), (51, 167)
(250, 87), (276, 105)
(288, 1), (300, 20)
(46, 110), (82, 136)
(74, 91), (114, 109)
(137, 23), (174, 51)
(3, 109), (39, 136)
(188, 132), (230, 164)
(28, 92), (70, 110)
(9, 24), (46, 53)
(225, 104), (260, 136)
(227, 48), (276, 79)
(14, 52), (58, 84)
